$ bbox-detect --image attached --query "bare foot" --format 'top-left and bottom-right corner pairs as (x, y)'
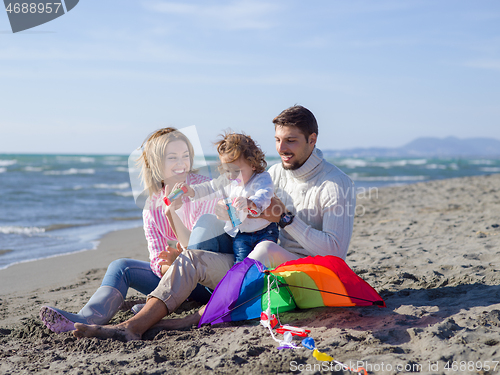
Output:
(73, 323), (141, 342)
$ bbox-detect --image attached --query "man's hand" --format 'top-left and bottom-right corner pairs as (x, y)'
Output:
(258, 196), (286, 223)
(215, 200), (230, 221)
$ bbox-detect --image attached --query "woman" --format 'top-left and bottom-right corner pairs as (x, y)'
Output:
(39, 128), (218, 333)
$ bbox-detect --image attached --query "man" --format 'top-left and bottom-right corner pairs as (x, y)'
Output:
(248, 105), (356, 268)
(73, 105), (356, 341)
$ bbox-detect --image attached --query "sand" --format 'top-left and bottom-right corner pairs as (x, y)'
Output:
(1, 174), (500, 375)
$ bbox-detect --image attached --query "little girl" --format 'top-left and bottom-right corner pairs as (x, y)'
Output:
(177, 132), (278, 263)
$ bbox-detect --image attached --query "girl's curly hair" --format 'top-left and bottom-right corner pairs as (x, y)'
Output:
(215, 131), (267, 173)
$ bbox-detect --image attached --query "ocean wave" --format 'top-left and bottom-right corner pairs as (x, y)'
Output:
(480, 167), (500, 172)
(0, 168), (6, 173)
(79, 157), (95, 163)
(44, 223), (89, 231)
(0, 226), (45, 235)
(0, 159), (17, 167)
(336, 159), (368, 168)
(93, 182), (130, 189)
(371, 159), (428, 168)
(425, 164), (447, 170)
(112, 216), (142, 221)
(24, 166), (44, 172)
(115, 167), (129, 172)
(56, 156), (95, 163)
(0, 249), (14, 256)
(335, 158), (429, 169)
(115, 191), (134, 197)
(469, 159), (496, 165)
(350, 175), (428, 182)
(44, 168), (96, 175)
(103, 160), (128, 166)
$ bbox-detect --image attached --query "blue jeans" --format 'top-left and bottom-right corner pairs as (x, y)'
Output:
(189, 214), (279, 263)
(101, 258), (161, 298)
(233, 222), (279, 263)
(101, 256), (216, 305)
(187, 214), (234, 256)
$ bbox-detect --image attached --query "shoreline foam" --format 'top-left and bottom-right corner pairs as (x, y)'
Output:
(0, 220), (143, 271)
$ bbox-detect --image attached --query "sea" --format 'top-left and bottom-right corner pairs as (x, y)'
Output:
(1, 153), (499, 270)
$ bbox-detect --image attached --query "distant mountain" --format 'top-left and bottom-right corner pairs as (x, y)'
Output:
(324, 137), (500, 158)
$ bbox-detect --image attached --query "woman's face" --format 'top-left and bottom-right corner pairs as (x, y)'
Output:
(162, 140), (191, 184)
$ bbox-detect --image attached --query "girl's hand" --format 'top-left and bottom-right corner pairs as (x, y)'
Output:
(176, 182), (195, 198)
(232, 196), (249, 210)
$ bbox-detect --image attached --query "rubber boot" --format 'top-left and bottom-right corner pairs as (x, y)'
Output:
(39, 286), (124, 333)
(131, 303), (146, 315)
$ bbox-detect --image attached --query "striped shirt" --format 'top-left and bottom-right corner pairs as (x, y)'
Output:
(143, 173), (216, 278)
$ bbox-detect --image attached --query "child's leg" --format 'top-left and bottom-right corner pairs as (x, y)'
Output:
(252, 222), (279, 246)
(232, 232), (254, 263)
(187, 214), (233, 254)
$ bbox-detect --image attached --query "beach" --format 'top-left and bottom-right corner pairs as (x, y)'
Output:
(1, 174), (499, 375)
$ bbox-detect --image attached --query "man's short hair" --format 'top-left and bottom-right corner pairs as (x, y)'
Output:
(272, 105), (318, 139)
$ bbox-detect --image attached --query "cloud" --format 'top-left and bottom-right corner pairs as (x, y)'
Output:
(464, 59), (500, 71)
(0, 34), (241, 65)
(327, 0), (421, 15)
(462, 10), (500, 22)
(143, 0), (280, 30)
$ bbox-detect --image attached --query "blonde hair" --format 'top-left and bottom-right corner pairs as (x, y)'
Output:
(215, 131), (267, 173)
(137, 127), (195, 196)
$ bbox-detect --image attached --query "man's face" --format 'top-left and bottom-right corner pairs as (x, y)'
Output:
(275, 126), (317, 170)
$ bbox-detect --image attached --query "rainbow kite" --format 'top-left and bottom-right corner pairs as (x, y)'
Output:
(199, 255), (385, 326)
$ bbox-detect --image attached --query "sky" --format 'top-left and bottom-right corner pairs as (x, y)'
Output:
(1, 0), (499, 156)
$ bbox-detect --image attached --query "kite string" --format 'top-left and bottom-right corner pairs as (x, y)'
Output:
(268, 273), (283, 326)
(264, 272), (297, 348)
(266, 271), (272, 313)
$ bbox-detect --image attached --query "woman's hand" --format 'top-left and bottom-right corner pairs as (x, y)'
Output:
(215, 199), (230, 221)
(159, 243), (183, 275)
(163, 183), (185, 212)
(163, 183), (192, 249)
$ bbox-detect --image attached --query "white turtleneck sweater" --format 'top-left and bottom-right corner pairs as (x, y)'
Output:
(268, 148), (355, 260)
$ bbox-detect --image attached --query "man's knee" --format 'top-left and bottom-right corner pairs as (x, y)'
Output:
(177, 249), (197, 264)
(249, 241), (299, 268)
(248, 241), (277, 262)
